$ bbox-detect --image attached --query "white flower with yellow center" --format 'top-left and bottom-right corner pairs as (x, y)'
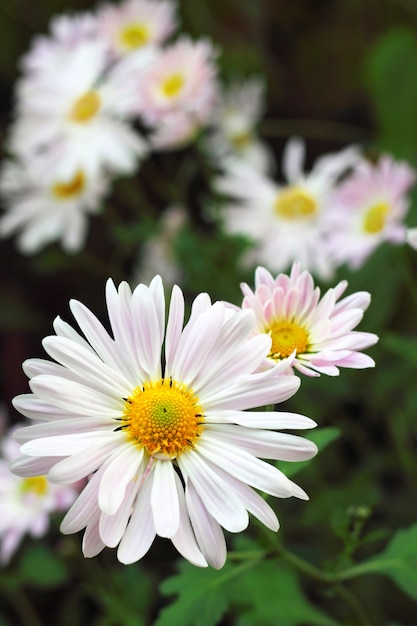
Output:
(326, 155), (416, 269)
(239, 263), (379, 377)
(139, 37), (218, 129)
(11, 276), (317, 569)
(97, 0), (177, 59)
(10, 39), (147, 180)
(0, 429), (77, 564)
(215, 137), (360, 280)
(0, 157), (109, 254)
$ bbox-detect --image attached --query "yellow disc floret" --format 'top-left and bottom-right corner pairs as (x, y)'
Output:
(161, 73), (185, 99)
(122, 379), (204, 459)
(363, 201), (389, 234)
(274, 187), (317, 220)
(268, 320), (309, 359)
(52, 170), (85, 199)
(70, 90), (101, 123)
(20, 476), (48, 496)
(119, 23), (150, 49)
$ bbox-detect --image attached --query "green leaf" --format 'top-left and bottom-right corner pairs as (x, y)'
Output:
(233, 560), (338, 626)
(360, 523), (417, 601)
(17, 545), (69, 588)
(276, 426), (340, 478)
(155, 559), (245, 626)
(365, 28), (417, 158)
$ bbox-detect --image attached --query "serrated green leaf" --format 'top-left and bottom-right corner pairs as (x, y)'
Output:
(155, 558), (261, 626)
(359, 523), (417, 601)
(17, 545), (69, 588)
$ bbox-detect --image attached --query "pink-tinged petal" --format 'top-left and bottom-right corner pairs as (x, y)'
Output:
(165, 285), (185, 375)
(47, 439), (120, 483)
(171, 472), (208, 567)
(148, 275), (166, 339)
(21, 430), (118, 457)
(203, 425), (318, 461)
(196, 438), (295, 498)
(185, 481), (227, 570)
(22, 358), (77, 380)
(151, 460), (180, 538)
(42, 336), (131, 397)
(131, 284), (162, 379)
(82, 518), (106, 558)
(117, 473), (156, 564)
(98, 444), (144, 515)
(202, 367), (300, 411)
(12, 395), (75, 421)
(334, 353), (375, 369)
(205, 409), (317, 430)
(53, 316), (95, 352)
(334, 290), (370, 314)
(254, 266), (275, 290)
(61, 470), (103, 534)
(14, 418), (111, 443)
(178, 452), (249, 533)
(99, 480), (139, 548)
(29, 375), (123, 417)
(330, 309), (364, 335)
(11, 455), (63, 477)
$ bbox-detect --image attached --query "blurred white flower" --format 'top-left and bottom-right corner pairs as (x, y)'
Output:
(0, 427), (78, 564)
(207, 76), (273, 172)
(10, 39), (148, 180)
(215, 137), (360, 280)
(97, 0), (177, 59)
(326, 155), (416, 269)
(0, 157), (110, 254)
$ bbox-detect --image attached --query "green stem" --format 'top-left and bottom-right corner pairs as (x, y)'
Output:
(335, 558), (402, 581)
(333, 583), (371, 626)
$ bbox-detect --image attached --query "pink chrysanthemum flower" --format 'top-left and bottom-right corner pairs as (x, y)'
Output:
(97, 0), (177, 59)
(0, 428), (77, 564)
(326, 155), (416, 269)
(138, 37), (218, 129)
(239, 263), (378, 377)
(215, 137), (360, 280)
(11, 277), (317, 569)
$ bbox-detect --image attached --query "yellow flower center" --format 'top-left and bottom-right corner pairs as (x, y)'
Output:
(122, 379), (204, 459)
(274, 187), (317, 220)
(231, 131), (252, 150)
(52, 170), (85, 199)
(268, 321), (309, 359)
(70, 90), (101, 123)
(20, 476), (48, 496)
(161, 73), (185, 99)
(363, 201), (390, 234)
(119, 23), (150, 49)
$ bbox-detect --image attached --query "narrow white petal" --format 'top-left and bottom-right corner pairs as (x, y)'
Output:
(61, 470), (103, 534)
(165, 285), (185, 375)
(82, 518), (106, 558)
(99, 479), (139, 547)
(117, 472), (156, 564)
(47, 439), (120, 483)
(205, 409), (317, 430)
(11, 455), (63, 477)
(151, 460), (180, 538)
(185, 481), (227, 570)
(171, 473), (207, 567)
(21, 431), (118, 457)
(98, 444), (144, 515)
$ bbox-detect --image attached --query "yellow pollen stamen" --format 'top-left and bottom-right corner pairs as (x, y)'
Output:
(119, 22), (150, 49)
(268, 321), (309, 359)
(70, 90), (101, 123)
(161, 73), (185, 99)
(121, 379), (204, 459)
(274, 187), (317, 220)
(52, 170), (85, 199)
(363, 201), (390, 234)
(20, 476), (48, 496)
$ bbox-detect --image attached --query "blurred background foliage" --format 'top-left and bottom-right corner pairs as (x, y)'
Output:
(1, 0), (417, 624)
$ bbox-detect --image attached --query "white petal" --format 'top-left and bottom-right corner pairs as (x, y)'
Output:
(165, 285), (185, 375)
(151, 460), (180, 538)
(82, 518), (106, 558)
(117, 472), (156, 564)
(99, 479), (139, 548)
(61, 470), (103, 534)
(98, 444), (144, 515)
(171, 473), (207, 567)
(47, 438), (120, 483)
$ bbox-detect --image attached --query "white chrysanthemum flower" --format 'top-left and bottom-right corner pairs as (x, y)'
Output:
(326, 155), (416, 269)
(12, 277), (317, 569)
(11, 40), (148, 180)
(207, 76), (272, 172)
(138, 37), (218, 129)
(215, 137), (360, 280)
(20, 12), (98, 75)
(239, 263), (378, 377)
(0, 157), (109, 254)
(0, 428), (77, 564)
(97, 0), (177, 59)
